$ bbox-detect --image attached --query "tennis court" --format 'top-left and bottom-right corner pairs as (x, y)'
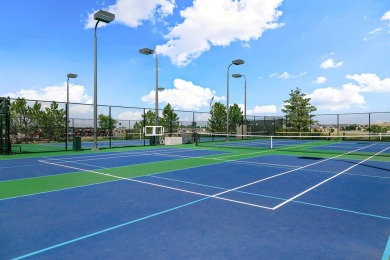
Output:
(1, 138), (389, 259)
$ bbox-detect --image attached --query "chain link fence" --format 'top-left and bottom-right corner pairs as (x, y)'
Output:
(3, 97), (390, 154)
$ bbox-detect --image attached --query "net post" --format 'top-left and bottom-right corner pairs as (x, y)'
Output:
(143, 108), (146, 146)
(270, 136), (273, 149)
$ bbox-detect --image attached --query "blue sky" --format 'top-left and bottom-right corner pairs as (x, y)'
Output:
(1, 0), (390, 121)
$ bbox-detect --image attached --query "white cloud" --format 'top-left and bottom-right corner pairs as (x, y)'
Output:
(308, 73), (390, 111)
(308, 85), (365, 111)
(313, 76), (327, 84)
(117, 111), (143, 120)
(195, 112), (211, 122)
(3, 83), (92, 104)
(70, 105), (93, 117)
(85, 0), (176, 29)
(320, 58), (343, 69)
(279, 72), (291, 79)
(346, 73), (390, 93)
(3, 84), (94, 118)
(381, 10), (390, 22)
(368, 28), (382, 34)
(247, 105), (277, 115)
(141, 78), (224, 110)
(156, 0), (283, 66)
(269, 71), (306, 79)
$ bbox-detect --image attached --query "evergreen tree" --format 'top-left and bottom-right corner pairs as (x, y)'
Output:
(281, 88), (317, 132)
(208, 102), (227, 133)
(42, 101), (66, 141)
(10, 98), (30, 142)
(142, 110), (157, 126)
(229, 104), (244, 132)
(162, 103), (180, 134)
(98, 114), (117, 133)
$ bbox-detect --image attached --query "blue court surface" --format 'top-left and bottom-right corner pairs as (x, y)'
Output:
(0, 147), (389, 259)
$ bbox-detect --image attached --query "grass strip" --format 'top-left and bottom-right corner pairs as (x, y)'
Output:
(3, 145), (386, 200)
(0, 149), (272, 200)
(0, 172), (115, 200)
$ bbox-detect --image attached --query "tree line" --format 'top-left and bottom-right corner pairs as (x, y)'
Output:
(9, 99), (184, 142)
(8, 89), (387, 144)
(10, 98), (66, 142)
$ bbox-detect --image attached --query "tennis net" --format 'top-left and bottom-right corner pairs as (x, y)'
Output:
(195, 133), (390, 157)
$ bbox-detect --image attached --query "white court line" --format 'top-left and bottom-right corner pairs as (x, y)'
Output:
(45, 150), (193, 163)
(45, 147), (194, 160)
(38, 142), (383, 211)
(209, 149), (271, 160)
(208, 157), (299, 169)
(39, 142), (379, 210)
(200, 143), (379, 206)
(272, 146), (390, 210)
(38, 160), (273, 210)
(48, 152), (197, 172)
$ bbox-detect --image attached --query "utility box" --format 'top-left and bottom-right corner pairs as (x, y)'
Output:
(73, 136), (81, 151)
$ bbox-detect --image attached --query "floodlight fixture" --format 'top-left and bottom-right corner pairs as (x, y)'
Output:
(67, 73), (78, 79)
(232, 73), (242, 78)
(232, 59), (245, 66)
(139, 48), (155, 55)
(94, 10), (115, 23)
(158, 87), (165, 91)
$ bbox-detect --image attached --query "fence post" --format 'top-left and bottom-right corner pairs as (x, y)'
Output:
(273, 118), (276, 135)
(143, 108), (146, 146)
(109, 106), (112, 148)
(368, 112), (371, 140)
(65, 103), (68, 151)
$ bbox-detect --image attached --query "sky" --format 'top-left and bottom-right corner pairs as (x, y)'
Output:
(1, 0), (390, 122)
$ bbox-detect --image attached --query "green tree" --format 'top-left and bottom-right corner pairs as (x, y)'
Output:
(42, 101), (66, 141)
(208, 102), (227, 133)
(162, 103), (180, 134)
(281, 88), (317, 132)
(130, 110), (158, 138)
(10, 98), (32, 142)
(28, 101), (44, 140)
(229, 103), (244, 133)
(98, 114), (117, 133)
(344, 124), (357, 131)
(370, 125), (387, 133)
(133, 121), (143, 131)
(142, 110), (157, 126)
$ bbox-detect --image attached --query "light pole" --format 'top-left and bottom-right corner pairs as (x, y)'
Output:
(66, 73), (77, 151)
(139, 48), (159, 126)
(93, 10), (115, 151)
(232, 73), (247, 121)
(226, 59), (245, 139)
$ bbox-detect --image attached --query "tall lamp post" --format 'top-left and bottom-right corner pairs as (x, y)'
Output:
(226, 59), (245, 139)
(66, 73), (77, 151)
(93, 10), (115, 151)
(139, 48), (159, 126)
(232, 73), (247, 121)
